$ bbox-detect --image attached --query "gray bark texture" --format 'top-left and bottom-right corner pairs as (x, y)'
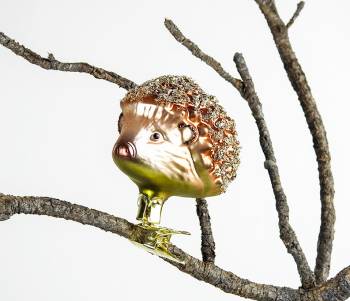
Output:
(0, 32), (137, 90)
(196, 198), (216, 263)
(0, 193), (349, 301)
(0, 1), (346, 300)
(255, 0), (335, 285)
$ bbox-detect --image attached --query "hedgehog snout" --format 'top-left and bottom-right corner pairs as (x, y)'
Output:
(113, 141), (137, 159)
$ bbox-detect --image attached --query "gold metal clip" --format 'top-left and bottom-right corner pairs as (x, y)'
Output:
(130, 193), (190, 263)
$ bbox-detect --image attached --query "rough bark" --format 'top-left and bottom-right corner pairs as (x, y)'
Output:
(0, 193), (284, 300)
(255, 0), (336, 285)
(286, 1), (305, 29)
(164, 19), (243, 92)
(0, 32), (137, 90)
(196, 198), (216, 263)
(1, 193), (349, 301)
(234, 53), (315, 288)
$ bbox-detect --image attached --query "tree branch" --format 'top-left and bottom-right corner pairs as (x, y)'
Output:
(286, 2), (305, 29)
(196, 198), (216, 263)
(233, 53), (315, 288)
(164, 18), (315, 289)
(164, 19), (243, 93)
(0, 32), (137, 90)
(1, 193), (349, 301)
(255, 1), (336, 285)
(0, 193), (285, 301)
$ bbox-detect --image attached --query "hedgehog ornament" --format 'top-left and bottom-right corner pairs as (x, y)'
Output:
(112, 75), (239, 262)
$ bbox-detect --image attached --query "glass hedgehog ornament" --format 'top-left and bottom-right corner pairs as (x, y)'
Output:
(112, 75), (239, 262)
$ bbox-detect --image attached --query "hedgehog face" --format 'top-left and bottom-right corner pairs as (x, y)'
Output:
(113, 99), (206, 198)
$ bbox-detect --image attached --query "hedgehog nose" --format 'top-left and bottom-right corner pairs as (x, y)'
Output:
(115, 142), (136, 159)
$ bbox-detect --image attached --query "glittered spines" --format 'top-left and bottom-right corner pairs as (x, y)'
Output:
(122, 75), (240, 193)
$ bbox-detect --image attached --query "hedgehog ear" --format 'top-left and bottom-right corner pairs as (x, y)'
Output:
(178, 123), (197, 144)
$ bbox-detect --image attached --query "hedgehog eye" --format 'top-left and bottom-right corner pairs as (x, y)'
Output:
(150, 132), (163, 142)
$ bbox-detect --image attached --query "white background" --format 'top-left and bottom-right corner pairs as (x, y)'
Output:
(0, 1), (349, 300)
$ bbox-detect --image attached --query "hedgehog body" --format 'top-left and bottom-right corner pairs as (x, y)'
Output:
(113, 75), (240, 199)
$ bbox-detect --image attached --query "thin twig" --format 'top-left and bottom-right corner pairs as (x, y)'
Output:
(1, 193), (349, 301)
(164, 19), (315, 289)
(0, 32), (137, 90)
(255, 1), (335, 285)
(286, 2), (305, 29)
(196, 198), (216, 263)
(234, 53), (315, 289)
(164, 19), (243, 92)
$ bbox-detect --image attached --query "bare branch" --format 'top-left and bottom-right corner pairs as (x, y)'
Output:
(1, 192), (349, 301)
(233, 53), (315, 289)
(255, 1), (336, 284)
(164, 19), (243, 92)
(286, 2), (305, 29)
(196, 198), (216, 263)
(165, 18), (315, 289)
(0, 193), (286, 301)
(0, 32), (137, 90)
